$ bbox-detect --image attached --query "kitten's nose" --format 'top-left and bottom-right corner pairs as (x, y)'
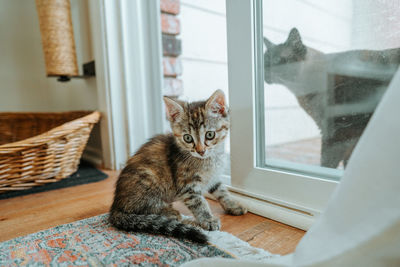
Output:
(196, 144), (205, 156)
(197, 150), (205, 156)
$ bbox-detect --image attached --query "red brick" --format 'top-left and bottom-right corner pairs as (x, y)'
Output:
(161, 13), (180, 35)
(160, 0), (180, 15)
(163, 56), (182, 77)
(164, 78), (183, 96)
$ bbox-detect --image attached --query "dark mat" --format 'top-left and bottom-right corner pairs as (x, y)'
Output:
(0, 161), (108, 200)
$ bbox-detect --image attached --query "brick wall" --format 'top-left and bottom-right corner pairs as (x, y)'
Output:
(160, 0), (183, 97)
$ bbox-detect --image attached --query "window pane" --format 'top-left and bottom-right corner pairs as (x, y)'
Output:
(260, 0), (399, 178)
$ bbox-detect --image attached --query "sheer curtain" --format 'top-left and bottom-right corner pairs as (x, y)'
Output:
(183, 68), (400, 267)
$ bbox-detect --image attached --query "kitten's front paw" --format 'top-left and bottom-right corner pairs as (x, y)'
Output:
(224, 202), (248, 216)
(199, 216), (220, 231)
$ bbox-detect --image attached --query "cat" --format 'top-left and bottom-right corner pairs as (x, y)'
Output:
(263, 28), (399, 168)
(109, 89), (247, 243)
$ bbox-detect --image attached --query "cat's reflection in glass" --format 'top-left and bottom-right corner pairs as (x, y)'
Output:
(263, 28), (399, 169)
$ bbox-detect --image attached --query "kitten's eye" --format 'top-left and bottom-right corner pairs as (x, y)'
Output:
(183, 134), (193, 143)
(205, 131), (215, 140)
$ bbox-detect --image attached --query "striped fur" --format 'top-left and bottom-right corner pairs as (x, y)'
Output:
(109, 90), (247, 243)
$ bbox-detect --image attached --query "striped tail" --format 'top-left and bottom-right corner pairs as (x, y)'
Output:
(109, 211), (208, 244)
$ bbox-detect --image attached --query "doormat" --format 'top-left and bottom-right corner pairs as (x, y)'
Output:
(0, 214), (276, 266)
(0, 161), (108, 200)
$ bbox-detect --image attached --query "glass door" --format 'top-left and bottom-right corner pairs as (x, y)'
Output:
(227, 0), (399, 220)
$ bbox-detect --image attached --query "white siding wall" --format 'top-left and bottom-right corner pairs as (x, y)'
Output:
(180, 0), (229, 102)
(351, 0), (400, 50)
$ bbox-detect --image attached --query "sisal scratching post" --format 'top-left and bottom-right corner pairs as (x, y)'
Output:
(36, 0), (79, 80)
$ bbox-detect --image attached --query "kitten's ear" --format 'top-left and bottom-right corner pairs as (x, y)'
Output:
(206, 89), (227, 117)
(286, 28), (303, 48)
(163, 96), (184, 122)
(263, 37), (274, 49)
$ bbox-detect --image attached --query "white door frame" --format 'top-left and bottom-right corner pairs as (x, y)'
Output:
(88, 0), (165, 170)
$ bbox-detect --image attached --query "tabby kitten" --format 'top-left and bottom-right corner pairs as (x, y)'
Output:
(109, 90), (247, 243)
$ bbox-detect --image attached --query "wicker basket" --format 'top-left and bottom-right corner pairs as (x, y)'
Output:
(0, 111), (100, 193)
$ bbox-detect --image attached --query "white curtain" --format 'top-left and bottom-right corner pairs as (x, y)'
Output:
(183, 69), (400, 267)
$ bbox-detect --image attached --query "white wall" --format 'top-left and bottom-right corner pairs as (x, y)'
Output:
(0, 0), (102, 162)
(263, 0), (352, 53)
(351, 0), (400, 50)
(0, 0), (98, 112)
(180, 0), (229, 102)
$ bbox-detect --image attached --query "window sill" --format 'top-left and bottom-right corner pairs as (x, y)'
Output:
(216, 174), (316, 231)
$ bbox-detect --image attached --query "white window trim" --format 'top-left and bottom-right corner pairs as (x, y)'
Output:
(88, 0), (165, 169)
(226, 0), (338, 230)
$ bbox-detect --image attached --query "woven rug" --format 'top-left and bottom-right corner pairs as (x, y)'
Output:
(0, 214), (276, 266)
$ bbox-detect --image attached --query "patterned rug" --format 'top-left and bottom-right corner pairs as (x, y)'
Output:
(0, 214), (238, 266)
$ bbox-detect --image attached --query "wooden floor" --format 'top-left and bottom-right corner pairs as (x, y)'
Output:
(0, 170), (305, 255)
